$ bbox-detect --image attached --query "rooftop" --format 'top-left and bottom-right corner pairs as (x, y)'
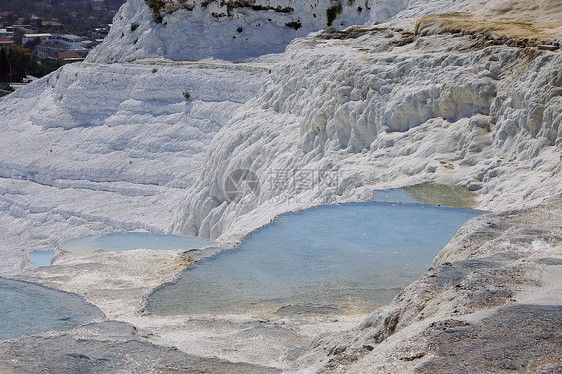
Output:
(24, 33), (52, 38)
(52, 51), (83, 60)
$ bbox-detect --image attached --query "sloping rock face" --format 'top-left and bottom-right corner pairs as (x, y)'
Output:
(0, 321), (281, 374)
(88, 0), (375, 62)
(0, 62), (265, 275)
(172, 25), (562, 241)
(290, 197), (562, 373)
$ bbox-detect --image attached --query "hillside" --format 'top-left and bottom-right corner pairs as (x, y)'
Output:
(172, 4), (562, 241)
(0, 61), (265, 274)
(87, 0), (376, 62)
(0, 0), (560, 372)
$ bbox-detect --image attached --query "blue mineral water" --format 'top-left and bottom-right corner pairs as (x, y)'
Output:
(27, 250), (54, 269)
(146, 200), (484, 315)
(0, 279), (103, 341)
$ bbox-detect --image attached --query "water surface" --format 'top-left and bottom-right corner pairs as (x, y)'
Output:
(147, 201), (483, 315)
(27, 250), (54, 269)
(0, 278), (103, 341)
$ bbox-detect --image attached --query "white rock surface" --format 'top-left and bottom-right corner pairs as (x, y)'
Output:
(288, 197), (562, 373)
(2, 0), (560, 274)
(88, 0), (376, 63)
(0, 61), (266, 275)
(0, 0), (560, 371)
(89, 0), (499, 63)
(173, 30), (562, 241)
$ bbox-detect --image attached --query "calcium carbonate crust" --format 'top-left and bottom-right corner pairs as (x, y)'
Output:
(88, 0), (376, 62)
(173, 29), (562, 241)
(0, 61), (266, 275)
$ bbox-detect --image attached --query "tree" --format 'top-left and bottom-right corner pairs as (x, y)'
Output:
(0, 49), (9, 81)
(24, 37), (41, 51)
(13, 29), (25, 46)
(9, 44), (32, 81)
(29, 58), (63, 78)
(6, 13), (18, 24)
(22, 13), (32, 25)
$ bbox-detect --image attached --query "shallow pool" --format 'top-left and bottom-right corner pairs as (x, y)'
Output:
(146, 201), (483, 315)
(0, 278), (103, 341)
(27, 250), (54, 269)
(61, 232), (215, 253)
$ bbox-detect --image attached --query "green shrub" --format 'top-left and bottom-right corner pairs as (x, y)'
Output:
(0, 83), (14, 92)
(131, 22), (139, 32)
(326, 2), (343, 27)
(145, 0), (167, 23)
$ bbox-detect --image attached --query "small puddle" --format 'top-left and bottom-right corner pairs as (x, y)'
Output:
(27, 250), (54, 269)
(146, 195), (484, 316)
(25, 233), (215, 270)
(0, 278), (104, 341)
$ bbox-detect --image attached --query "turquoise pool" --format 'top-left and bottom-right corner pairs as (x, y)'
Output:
(146, 201), (484, 315)
(0, 279), (103, 341)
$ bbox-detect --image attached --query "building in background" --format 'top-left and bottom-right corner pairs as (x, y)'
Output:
(51, 51), (84, 63)
(0, 36), (13, 52)
(0, 28), (14, 38)
(36, 34), (89, 59)
(22, 33), (52, 46)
